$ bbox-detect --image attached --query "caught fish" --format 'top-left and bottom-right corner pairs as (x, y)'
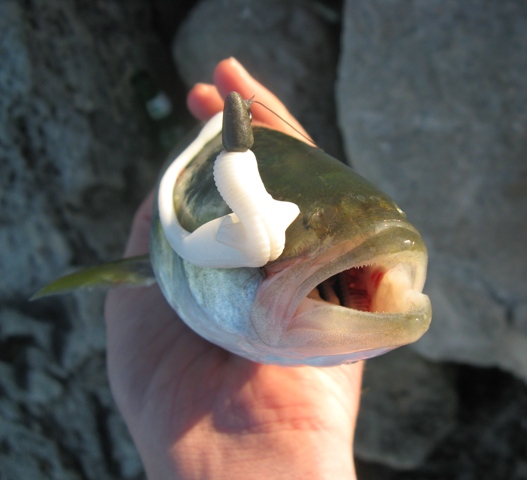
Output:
(34, 92), (431, 366)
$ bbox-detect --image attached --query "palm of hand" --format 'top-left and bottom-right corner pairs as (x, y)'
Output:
(106, 283), (360, 469)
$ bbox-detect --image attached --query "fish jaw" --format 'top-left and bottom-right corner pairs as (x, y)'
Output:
(250, 222), (432, 365)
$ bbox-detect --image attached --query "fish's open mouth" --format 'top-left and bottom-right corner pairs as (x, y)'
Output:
(251, 225), (432, 360)
(308, 266), (380, 312)
(294, 255), (428, 320)
(303, 261), (426, 315)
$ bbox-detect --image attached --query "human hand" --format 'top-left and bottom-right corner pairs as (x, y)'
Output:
(105, 57), (363, 480)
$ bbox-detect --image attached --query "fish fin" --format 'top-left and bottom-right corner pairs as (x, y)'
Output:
(31, 255), (156, 300)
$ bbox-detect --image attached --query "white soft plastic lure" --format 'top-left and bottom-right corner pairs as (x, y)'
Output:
(158, 93), (300, 268)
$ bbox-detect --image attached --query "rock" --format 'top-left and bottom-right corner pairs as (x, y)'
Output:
(0, 417), (82, 480)
(356, 365), (527, 479)
(0, 308), (54, 352)
(0, 316), (141, 479)
(0, 0), (163, 301)
(173, 0), (344, 157)
(0, 0), (170, 478)
(60, 291), (107, 372)
(337, 0), (527, 380)
(413, 255), (527, 381)
(354, 348), (457, 469)
(0, 0), (71, 301)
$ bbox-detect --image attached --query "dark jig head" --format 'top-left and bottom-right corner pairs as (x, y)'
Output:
(222, 91), (254, 152)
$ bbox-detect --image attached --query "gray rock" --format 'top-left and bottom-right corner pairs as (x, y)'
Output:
(516, 302), (527, 336)
(354, 348), (457, 469)
(0, 417), (83, 480)
(0, 0), (162, 301)
(355, 365), (527, 479)
(173, 0), (344, 157)
(0, 308), (54, 352)
(60, 291), (107, 372)
(0, 0), (71, 300)
(337, 0), (527, 380)
(0, 0), (168, 478)
(413, 254), (527, 381)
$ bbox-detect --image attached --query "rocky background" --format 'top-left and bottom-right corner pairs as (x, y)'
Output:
(1, 0), (526, 479)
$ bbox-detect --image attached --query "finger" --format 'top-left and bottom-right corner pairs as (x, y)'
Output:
(124, 189), (155, 257)
(187, 83), (224, 121)
(213, 57), (312, 142)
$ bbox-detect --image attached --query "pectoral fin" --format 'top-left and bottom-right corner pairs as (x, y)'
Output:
(31, 255), (156, 300)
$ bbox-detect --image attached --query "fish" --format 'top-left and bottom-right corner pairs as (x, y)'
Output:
(34, 92), (431, 366)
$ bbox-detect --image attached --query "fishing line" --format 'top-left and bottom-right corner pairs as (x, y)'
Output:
(249, 99), (316, 147)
